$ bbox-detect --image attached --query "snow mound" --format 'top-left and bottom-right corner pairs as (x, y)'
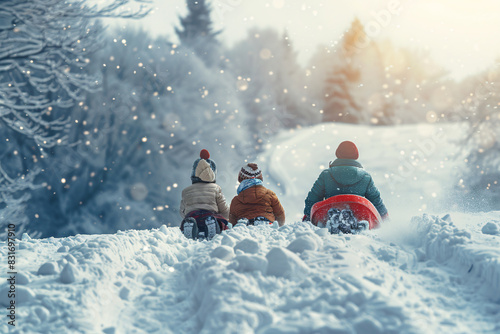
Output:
(234, 238), (260, 254)
(16, 272), (31, 285)
(0, 285), (36, 307)
(231, 254), (267, 273)
(60, 263), (78, 284)
(210, 245), (235, 261)
(266, 247), (310, 279)
(37, 262), (59, 275)
(412, 214), (500, 301)
(112, 222), (415, 333)
(0, 225), (197, 333)
(482, 221), (499, 235)
(221, 234), (236, 247)
(287, 233), (320, 253)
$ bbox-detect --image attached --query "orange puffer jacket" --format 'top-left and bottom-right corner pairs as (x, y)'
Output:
(229, 185), (285, 226)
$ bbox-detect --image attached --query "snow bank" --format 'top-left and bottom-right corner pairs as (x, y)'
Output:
(0, 226), (198, 333)
(411, 214), (500, 301)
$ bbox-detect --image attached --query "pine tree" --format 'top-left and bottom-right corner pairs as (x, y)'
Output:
(322, 19), (364, 123)
(341, 18), (368, 62)
(176, 0), (220, 65)
(228, 28), (317, 147)
(323, 64), (361, 123)
(274, 31), (315, 127)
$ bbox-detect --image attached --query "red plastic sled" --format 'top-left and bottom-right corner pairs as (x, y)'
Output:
(311, 195), (382, 230)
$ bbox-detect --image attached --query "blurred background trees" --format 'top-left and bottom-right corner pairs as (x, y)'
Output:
(454, 63), (500, 211)
(0, 0), (150, 237)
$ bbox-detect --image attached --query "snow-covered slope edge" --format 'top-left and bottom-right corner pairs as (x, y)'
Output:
(0, 226), (203, 333)
(410, 214), (500, 302)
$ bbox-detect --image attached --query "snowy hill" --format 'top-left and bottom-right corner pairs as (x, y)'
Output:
(258, 122), (467, 221)
(2, 123), (500, 334)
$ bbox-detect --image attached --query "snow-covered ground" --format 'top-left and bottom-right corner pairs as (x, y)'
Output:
(2, 123), (500, 333)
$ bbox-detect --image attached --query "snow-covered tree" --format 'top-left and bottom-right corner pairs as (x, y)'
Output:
(310, 19), (448, 125)
(228, 28), (316, 147)
(275, 31), (318, 127)
(456, 63), (500, 210)
(0, 166), (38, 237)
(340, 18), (366, 63)
(323, 62), (362, 123)
(372, 43), (448, 125)
(0, 0), (150, 149)
(0, 0), (150, 238)
(175, 0), (220, 66)
(322, 20), (364, 123)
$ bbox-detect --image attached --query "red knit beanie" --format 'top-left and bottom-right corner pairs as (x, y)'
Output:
(238, 163), (263, 183)
(335, 141), (359, 160)
(200, 149), (210, 160)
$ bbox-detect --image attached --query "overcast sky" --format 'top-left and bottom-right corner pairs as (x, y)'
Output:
(113, 0), (500, 80)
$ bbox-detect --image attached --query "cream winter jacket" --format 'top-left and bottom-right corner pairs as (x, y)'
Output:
(180, 182), (229, 219)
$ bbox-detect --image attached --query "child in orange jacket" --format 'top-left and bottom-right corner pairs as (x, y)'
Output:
(229, 163), (285, 226)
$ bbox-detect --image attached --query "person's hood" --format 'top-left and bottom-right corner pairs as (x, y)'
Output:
(328, 159), (365, 186)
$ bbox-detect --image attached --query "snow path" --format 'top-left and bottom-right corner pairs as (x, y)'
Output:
(1, 227), (203, 333)
(85, 223), (422, 333)
(258, 122), (465, 221)
(107, 215), (500, 333)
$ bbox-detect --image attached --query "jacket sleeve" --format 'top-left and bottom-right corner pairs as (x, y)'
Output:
(365, 177), (388, 217)
(228, 197), (237, 225)
(304, 172), (327, 217)
(270, 190), (285, 226)
(216, 186), (230, 219)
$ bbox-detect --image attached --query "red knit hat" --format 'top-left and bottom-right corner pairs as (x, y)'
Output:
(238, 163), (263, 182)
(335, 141), (359, 160)
(200, 149), (210, 160)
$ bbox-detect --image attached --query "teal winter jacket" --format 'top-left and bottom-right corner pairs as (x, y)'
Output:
(304, 159), (388, 217)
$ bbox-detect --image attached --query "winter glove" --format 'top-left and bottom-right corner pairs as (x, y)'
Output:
(302, 214), (310, 222)
(381, 213), (389, 221)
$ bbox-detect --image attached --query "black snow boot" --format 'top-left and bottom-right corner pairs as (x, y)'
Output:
(328, 208), (341, 234)
(198, 216), (220, 240)
(339, 209), (357, 234)
(182, 217), (198, 240)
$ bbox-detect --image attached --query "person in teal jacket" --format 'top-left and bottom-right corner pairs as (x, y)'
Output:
(303, 141), (388, 221)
